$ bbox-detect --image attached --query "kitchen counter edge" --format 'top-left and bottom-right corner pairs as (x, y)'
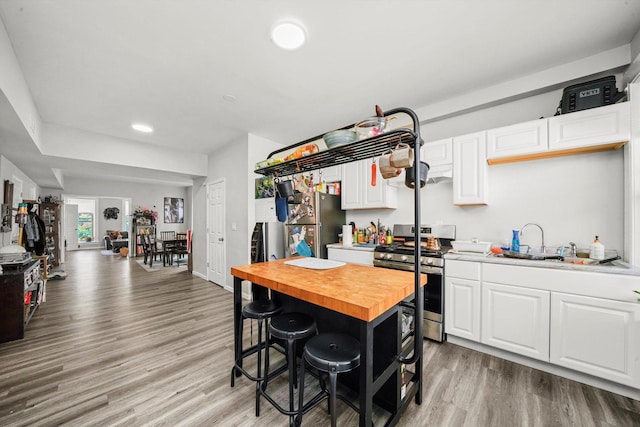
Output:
(444, 253), (640, 276)
(326, 243), (376, 252)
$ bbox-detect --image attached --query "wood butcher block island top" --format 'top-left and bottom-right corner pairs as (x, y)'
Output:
(231, 257), (425, 321)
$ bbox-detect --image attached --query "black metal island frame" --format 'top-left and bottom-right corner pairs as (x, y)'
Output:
(242, 107), (427, 426)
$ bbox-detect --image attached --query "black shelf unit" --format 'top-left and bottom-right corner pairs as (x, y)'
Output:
(39, 202), (61, 267)
(254, 106), (426, 424)
(132, 214), (156, 257)
(0, 260), (43, 343)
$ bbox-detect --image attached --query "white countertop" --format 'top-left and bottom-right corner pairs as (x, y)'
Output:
(327, 243), (377, 252)
(445, 252), (640, 276)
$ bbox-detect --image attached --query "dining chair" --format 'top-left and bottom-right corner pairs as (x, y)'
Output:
(173, 232), (189, 266)
(160, 231), (176, 241)
(143, 235), (165, 267)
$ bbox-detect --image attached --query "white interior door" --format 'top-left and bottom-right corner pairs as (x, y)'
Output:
(64, 204), (79, 252)
(207, 180), (225, 286)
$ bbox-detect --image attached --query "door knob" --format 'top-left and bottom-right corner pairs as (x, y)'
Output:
(218, 237), (224, 241)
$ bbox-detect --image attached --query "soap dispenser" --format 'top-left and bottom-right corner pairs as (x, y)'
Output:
(590, 236), (605, 260)
(511, 229), (520, 253)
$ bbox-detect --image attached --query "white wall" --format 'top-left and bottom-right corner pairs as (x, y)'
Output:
(43, 177), (190, 256)
(0, 155), (40, 248)
(206, 135), (249, 288)
(346, 89), (626, 255)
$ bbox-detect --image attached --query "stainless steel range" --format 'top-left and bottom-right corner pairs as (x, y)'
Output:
(374, 224), (455, 342)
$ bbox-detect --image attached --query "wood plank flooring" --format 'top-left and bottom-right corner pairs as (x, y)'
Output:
(0, 249), (638, 426)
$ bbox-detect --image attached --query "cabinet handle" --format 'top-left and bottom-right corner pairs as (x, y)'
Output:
(218, 237), (224, 242)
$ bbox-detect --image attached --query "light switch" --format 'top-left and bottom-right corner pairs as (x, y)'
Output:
(231, 222), (237, 231)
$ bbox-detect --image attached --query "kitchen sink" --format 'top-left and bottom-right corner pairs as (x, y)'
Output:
(501, 250), (563, 261)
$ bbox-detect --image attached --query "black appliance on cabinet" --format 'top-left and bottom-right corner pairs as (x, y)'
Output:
(557, 75), (625, 115)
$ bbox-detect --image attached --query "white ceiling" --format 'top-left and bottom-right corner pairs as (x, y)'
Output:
(0, 0), (639, 189)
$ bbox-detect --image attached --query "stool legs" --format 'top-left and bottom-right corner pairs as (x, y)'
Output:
(328, 371), (338, 427)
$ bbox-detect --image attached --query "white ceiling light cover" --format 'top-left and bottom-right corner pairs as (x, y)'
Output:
(132, 123), (154, 133)
(271, 21), (306, 50)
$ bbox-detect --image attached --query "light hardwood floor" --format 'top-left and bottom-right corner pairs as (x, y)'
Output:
(0, 250), (638, 426)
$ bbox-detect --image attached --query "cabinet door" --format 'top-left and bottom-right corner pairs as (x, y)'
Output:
(548, 102), (630, 150)
(341, 162), (364, 209)
(341, 160), (397, 209)
(486, 119), (548, 159)
(453, 132), (487, 205)
(444, 276), (481, 341)
(481, 282), (550, 361)
(424, 138), (453, 167)
(327, 247), (373, 266)
(320, 165), (341, 183)
(550, 292), (640, 387)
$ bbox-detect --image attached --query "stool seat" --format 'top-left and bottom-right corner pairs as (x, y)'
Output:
(298, 333), (361, 427)
(260, 312), (317, 426)
(270, 312), (317, 340)
(231, 299), (283, 417)
(304, 333), (360, 373)
(243, 299), (282, 319)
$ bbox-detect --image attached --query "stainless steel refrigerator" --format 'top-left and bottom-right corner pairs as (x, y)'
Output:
(285, 192), (345, 259)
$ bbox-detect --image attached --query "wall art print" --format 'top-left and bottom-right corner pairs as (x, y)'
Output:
(164, 197), (184, 223)
(103, 207), (120, 220)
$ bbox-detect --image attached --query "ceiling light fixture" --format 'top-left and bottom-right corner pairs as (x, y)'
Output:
(271, 21), (306, 50)
(132, 123), (153, 133)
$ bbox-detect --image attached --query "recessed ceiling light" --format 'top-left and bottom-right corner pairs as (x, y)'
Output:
(132, 123), (153, 133)
(222, 94), (237, 102)
(271, 22), (306, 50)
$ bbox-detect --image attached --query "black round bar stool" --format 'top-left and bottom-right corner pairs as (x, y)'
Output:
(230, 299), (283, 416)
(260, 312), (317, 426)
(297, 333), (361, 427)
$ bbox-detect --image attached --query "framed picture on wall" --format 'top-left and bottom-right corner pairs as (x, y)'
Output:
(164, 197), (184, 223)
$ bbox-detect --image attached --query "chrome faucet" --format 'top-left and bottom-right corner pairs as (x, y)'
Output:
(520, 223), (545, 253)
(569, 242), (577, 257)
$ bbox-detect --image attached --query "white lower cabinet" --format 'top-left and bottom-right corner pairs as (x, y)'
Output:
(550, 292), (640, 388)
(444, 259), (640, 391)
(445, 276), (481, 341)
(327, 246), (373, 266)
(481, 282), (550, 361)
(444, 260), (481, 341)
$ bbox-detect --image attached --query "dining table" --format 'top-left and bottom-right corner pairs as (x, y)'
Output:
(156, 237), (187, 266)
(230, 257), (427, 426)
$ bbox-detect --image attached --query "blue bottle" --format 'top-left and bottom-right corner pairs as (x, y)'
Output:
(512, 229), (520, 253)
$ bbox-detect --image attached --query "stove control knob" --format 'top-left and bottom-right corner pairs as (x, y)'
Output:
(426, 258), (434, 265)
(386, 254), (393, 260)
(401, 255), (408, 262)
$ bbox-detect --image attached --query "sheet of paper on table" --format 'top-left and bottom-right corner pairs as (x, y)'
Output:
(284, 258), (346, 270)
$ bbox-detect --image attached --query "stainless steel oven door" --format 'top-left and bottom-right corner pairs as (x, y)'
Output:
(374, 259), (445, 342)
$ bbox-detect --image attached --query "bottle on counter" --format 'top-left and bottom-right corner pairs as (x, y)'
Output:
(386, 229), (393, 244)
(511, 229), (520, 253)
(590, 235), (605, 260)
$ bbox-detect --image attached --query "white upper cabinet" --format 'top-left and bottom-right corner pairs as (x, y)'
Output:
(548, 102), (630, 151)
(453, 131), (488, 205)
(320, 165), (341, 183)
(423, 138), (453, 178)
(486, 119), (548, 160)
(341, 159), (397, 210)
